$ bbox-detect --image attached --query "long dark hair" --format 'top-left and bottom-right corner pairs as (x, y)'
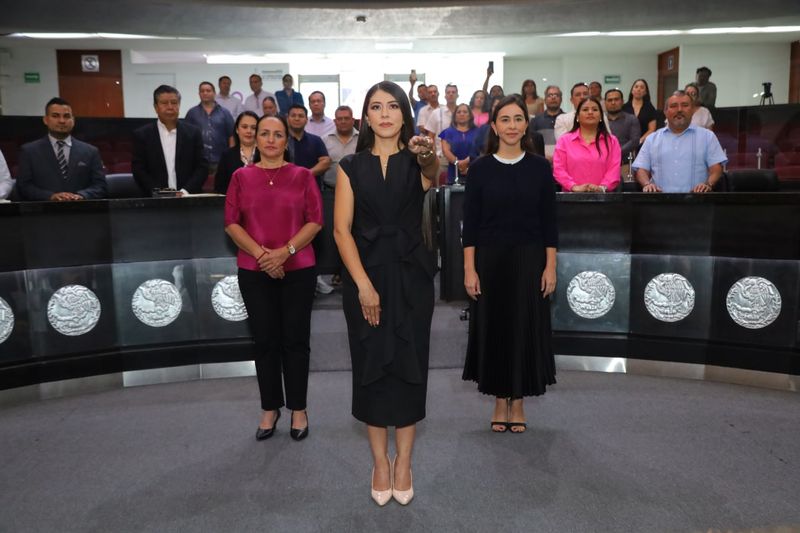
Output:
(469, 90), (489, 112)
(627, 78), (652, 105)
(485, 95), (536, 155)
(255, 114), (292, 162)
(570, 96), (610, 158)
(521, 79), (539, 100)
(356, 81), (415, 153)
(233, 110), (258, 147)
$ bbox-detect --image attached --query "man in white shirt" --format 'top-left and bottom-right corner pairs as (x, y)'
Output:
(305, 91), (336, 138)
(421, 84), (457, 157)
(0, 149), (12, 199)
(215, 75), (244, 119)
(132, 85), (208, 195)
(416, 84), (439, 140)
(554, 83), (608, 141)
(243, 74), (275, 117)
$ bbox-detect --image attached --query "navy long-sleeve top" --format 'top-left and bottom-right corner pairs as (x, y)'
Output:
(462, 152), (558, 249)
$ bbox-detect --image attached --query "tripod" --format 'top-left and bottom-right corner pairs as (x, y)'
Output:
(760, 82), (774, 105)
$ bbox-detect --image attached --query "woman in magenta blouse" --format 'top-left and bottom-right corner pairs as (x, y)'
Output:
(224, 114), (323, 442)
(553, 96), (621, 192)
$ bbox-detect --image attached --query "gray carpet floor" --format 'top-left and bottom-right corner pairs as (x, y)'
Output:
(1, 369), (799, 533)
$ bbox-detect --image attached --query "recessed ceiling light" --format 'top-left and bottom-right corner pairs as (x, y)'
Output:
(375, 42), (413, 51)
(8, 32), (199, 40)
(556, 25), (800, 37)
(608, 30), (682, 36)
(10, 33), (94, 39)
(687, 25), (800, 34)
(556, 31), (603, 37)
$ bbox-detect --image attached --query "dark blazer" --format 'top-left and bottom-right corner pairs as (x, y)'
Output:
(529, 130), (545, 157)
(214, 145), (246, 194)
(132, 121), (208, 194)
(16, 136), (107, 201)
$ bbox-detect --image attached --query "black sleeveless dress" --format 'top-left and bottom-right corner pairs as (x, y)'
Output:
(339, 150), (435, 428)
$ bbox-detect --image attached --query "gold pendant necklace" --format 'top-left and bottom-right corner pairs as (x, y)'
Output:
(261, 164), (284, 186)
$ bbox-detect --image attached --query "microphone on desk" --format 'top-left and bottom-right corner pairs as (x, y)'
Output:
(626, 152), (635, 182)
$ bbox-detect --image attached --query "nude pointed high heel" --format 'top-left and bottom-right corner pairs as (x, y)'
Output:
(391, 456), (414, 505)
(371, 456), (392, 507)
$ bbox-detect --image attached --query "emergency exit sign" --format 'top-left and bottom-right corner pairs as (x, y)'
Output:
(604, 75), (621, 85)
(24, 72), (40, 83)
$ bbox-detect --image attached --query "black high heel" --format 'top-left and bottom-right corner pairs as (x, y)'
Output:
(290, 410), (309, 441)
(491, 398), (510, 433)
(255, 409), (281, 441)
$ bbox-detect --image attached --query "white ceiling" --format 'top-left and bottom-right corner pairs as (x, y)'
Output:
(1, 0), (799, 57)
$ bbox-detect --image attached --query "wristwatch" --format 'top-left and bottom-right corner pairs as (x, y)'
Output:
(287, 243), (296, 255)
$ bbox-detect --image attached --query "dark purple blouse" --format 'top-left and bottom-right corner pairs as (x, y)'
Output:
(224, 163), (323, 271)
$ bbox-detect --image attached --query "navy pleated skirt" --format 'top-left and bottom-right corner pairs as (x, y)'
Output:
(462, 243), (556, 398)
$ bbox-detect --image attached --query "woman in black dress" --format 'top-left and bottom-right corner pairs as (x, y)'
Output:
(214, 110), (258, 194)
(333, 81), (439, 506)
(622, 79), (658, 146)
(462, 95), (559, 434)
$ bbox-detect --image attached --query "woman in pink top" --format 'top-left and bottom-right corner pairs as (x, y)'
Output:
(469, 90), (490, 127)
(553, 96), (621, 192)
(224, 114), (323, 442)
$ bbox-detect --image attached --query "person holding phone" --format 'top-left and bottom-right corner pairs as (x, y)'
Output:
(482, 61), (504, 103)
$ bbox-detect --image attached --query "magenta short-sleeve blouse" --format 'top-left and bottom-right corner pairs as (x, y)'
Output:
(224, 163), (323, 272)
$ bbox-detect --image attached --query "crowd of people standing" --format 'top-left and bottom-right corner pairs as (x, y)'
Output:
(1, 66), (729, 507)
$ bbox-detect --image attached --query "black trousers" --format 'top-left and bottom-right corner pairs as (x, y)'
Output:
(238, 266), (316, 411)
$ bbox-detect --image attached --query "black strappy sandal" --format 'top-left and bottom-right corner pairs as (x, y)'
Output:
(508, 422), (527, 433)
(491, 421), (509, 433)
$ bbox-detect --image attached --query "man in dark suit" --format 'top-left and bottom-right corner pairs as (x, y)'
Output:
(132, 85), (208, 196)
(16, 97), (107, 201)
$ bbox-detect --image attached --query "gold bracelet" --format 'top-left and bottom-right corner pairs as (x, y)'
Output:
(418, 150), (435, 160)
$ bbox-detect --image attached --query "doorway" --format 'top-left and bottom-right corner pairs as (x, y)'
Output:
(657, 47), (680, 107)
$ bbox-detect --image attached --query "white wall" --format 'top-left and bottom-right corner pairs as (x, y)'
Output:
(0, 42), (793, 116)
(0, 47), (59, 115)
(505, 54), (657, 111)
(679, 43), (791, 107)
(503, 57), (563, 99)
(121, 56), (289, 118)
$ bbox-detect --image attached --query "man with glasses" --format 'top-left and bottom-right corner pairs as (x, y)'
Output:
(305, 91), (336, 138)
(528, 85), (564, 159)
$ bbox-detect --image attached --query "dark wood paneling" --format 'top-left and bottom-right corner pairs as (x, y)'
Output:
(57, 50), (124, 118)
(657, 47), (680, 106)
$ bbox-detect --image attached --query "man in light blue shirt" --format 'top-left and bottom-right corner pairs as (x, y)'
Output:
(633, 91), (726, 193)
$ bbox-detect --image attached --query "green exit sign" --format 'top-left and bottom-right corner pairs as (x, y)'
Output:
(604, 75), (621, 85)
(24, 72), (40, 83)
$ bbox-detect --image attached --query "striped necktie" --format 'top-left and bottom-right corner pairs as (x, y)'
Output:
(56, 140), (68, 179)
